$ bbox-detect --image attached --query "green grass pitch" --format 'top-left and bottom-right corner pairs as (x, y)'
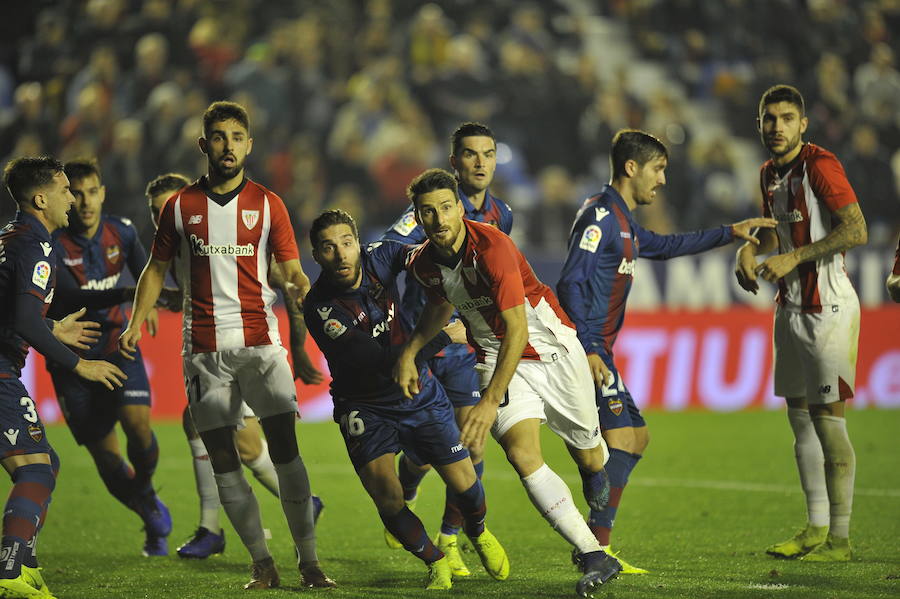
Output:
(14, 410), (900, 598)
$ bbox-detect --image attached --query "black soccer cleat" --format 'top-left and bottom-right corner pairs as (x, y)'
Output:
(575, 550), (621, 597)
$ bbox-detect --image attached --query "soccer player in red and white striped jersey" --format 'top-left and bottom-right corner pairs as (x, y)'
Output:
(394, 169), (621, 595)
(735, 85), (867, 562)
(120, 102), (334, 589)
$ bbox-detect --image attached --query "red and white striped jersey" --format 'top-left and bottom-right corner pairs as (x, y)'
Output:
(151, 178), (299, 354)
(407, 219), (576, 363)
(760, 143), (859, 313)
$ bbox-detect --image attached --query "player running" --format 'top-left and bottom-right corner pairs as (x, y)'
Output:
(380, 122), (512, 574)
(557, 129), (776, 573)
(1, 156), (125, 599)
(46, 159), (172, 557)
(144, 173), (325, 559)
(304, 208), (509, 590)
(120, 101), (334, 589)
(735, 85), (867, 561)
(395, 168), (621, 597)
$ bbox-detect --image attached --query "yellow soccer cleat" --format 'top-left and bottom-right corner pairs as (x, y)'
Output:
(766, 524), (829, 559)
(424, 556), (452, 590)
(435, 533), (471, 578)
(20, 567), (54, 598)
(800, 534), (851, 562)
(0, 573), (46, 599)
(469, 527), (510, 581)
(604, 547), (648, 574)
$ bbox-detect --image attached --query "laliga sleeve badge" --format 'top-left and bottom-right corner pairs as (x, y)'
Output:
(392, 211), (418, 236)
(32, 261), (51, 289)
(579, 225), (602, 253)
(323, 318), (347, 339)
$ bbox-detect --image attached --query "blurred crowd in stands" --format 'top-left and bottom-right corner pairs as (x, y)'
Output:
(0, 0), (898, 254)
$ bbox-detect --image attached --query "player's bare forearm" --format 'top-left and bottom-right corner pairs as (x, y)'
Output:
(792, 203), (867, 264)
(403, 300), (455, 360)
(268, 256), (286, 289)
(131, 257), (169, 330)
(278, 258), (312, 304)
(482, 304), (528, 400)
(740, 227), (778, 257)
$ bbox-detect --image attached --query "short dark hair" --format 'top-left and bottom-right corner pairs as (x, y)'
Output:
(406, 168), (459, 207)
(758, 84), (805, 117)
(309, 209), (359, 247)
(3, 155), (64, 205)
(450, 122), (495, 157)
(145, 173), (190, 199)
(64, 158), (101, 185)
(202, 101), (250, 138)
(610, 129), (668, 178)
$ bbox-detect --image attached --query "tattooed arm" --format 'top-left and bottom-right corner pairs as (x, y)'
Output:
(755, 203), (867, 283)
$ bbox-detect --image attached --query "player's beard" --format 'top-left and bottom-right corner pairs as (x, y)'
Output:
(330, 260), (362, 290)
(209, 154), (245, 180)
(765, 131), (801, 158)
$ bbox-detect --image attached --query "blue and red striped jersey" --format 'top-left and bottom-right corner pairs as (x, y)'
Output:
(557, 185), (734, 360)
(53, 215), (147, 357)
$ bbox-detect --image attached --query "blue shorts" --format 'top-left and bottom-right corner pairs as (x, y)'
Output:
(48, 349), (151, 445)
(429, 352), (480, 408)
(0, 375), (53, 459)
(595, 358), (645, 430)
(334, 385), (469, 471)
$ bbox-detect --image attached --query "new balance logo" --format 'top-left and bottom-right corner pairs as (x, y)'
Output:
(3, 429), (18, 445)
(188, 215), (203, 225)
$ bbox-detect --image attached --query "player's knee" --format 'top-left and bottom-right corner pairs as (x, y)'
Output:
(503, 444), (542, 477)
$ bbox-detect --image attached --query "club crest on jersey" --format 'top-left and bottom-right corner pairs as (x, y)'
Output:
(579, 225), (602, 253)
(106, 245), (120, 263)
(27, 424), (42, 443)
(323, 318), (347, 339)
(242, 210), (260, 229)
(317, 306), (333, 320)
(608, 397), (624, 416)
(32, 261), (51, 289)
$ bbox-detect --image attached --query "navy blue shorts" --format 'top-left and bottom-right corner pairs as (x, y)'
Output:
(595, 358), (645, 430)
(429, 352), (480, 408)
(334, 386), (469, 471)
(0, 375), (53, 459)
(48, 349), (151, 445)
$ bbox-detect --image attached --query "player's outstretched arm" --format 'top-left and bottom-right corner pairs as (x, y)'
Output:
(755, 203), (867, 283)
(729, 217), (778, 245)
(394, 299), (455, 399)
(74, 358), (127, 390)
(119, 256), (169, 358)
(51, 307), (101, 350)
(459, 303), (528, 456)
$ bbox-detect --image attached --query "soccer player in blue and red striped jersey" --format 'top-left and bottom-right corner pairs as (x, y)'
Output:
(304, 209), (509, 590)
(47, 159), (172, 557)
(381, 122), (512, 574)
(557, 130), (774, 573)
(0, 156), (125, 598)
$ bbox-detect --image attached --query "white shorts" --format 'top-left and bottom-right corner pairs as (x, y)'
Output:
(184, 344), (297, 433)
(773, 297), (860, 404)
(476, 340), (606, 456)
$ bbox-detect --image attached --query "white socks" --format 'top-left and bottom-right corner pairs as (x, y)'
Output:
(811, 414), (856, 538)
(786, 408), (829, 528)
(245, 440), (280, 498)
(273, 456), (318, 565)
(214, 469), (270, 562)
(188, 437), (221, 532)
(521, 463), (600, 554)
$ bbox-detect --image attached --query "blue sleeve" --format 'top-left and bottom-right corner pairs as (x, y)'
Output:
(635, 223), (734, 260)
(48, 264), (131, 318)
(498, 200), (514, 235)
(381, 205), (427, 244)
(15, 292), (79, 370)
(556, 210), (613, 357)
(123, 220), (148, 279)
(366, 240), (413, 281)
